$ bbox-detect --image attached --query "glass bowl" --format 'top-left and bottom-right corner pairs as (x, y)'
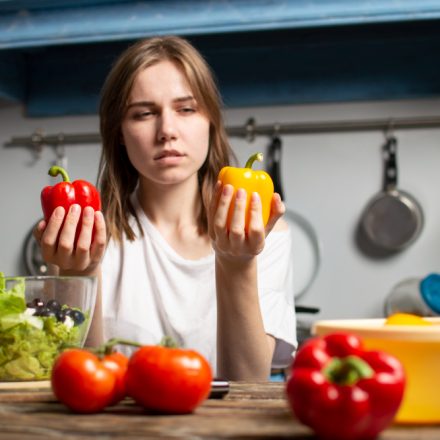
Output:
(313, 317), (440, 424)
(0, 275), (97, 381)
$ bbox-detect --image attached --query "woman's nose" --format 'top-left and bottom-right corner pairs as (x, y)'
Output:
(157, 110), (177, 142)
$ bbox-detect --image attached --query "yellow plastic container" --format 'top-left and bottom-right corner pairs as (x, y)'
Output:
(313, 318), (440, 424)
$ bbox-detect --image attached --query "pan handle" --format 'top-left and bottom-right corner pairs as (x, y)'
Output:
(383, 136), (398, 191)
(266, 135), (284, 200)
(295, 305), (320, 314)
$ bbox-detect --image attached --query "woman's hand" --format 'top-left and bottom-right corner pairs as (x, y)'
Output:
(208, 182), (285, 261)
(33, 204), (107, 276)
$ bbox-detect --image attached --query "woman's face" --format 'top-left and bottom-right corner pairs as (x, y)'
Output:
(121, 60), (210, 188)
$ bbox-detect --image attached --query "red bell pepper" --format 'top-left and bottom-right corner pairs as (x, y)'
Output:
(41, 166), (101, 241)
(286, 333), (405, 440)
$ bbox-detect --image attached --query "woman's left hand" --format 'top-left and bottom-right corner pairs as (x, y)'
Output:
(208, 182), (285, 260)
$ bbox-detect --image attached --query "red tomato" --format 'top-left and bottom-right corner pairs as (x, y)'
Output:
(101, 351), (129, 405)
(51, 349), (116, 413)
(126, 346), (213, 414)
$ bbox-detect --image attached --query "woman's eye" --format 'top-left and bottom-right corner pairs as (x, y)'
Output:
(134, 111), (154, 119)
(179, 107), (195, 114)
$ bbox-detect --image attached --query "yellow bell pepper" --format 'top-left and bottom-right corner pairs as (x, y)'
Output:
(218, 152), (274, 230)
(385, 313), (433, 326)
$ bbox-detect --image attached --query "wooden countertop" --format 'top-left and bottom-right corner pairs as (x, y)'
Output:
(0, 381), (439, 439)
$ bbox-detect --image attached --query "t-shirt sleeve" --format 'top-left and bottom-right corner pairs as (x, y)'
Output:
(257, 228), (297, 368)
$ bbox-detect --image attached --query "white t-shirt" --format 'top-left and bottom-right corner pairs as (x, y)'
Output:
(101, 193), (297, 375)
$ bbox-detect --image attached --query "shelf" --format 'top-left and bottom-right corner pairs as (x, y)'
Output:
(1, 1), (440, 116)
(2, 0), (440, 49)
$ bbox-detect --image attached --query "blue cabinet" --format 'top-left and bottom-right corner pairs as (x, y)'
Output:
(1, 0), (440, 115)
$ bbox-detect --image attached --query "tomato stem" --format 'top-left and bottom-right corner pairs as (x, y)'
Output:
(90, 335), (180, 356)
(48, 165), (70, 182)
(103, 338), (143, 354)
(245, 153), (263, 169)
(159, 335), (179, 348)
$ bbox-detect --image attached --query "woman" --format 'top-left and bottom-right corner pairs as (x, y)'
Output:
(35, 36), (297, 380)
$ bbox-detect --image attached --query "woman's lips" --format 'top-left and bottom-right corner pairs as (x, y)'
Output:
(154, 150), (185, 164)
(154, 149), (183, 160)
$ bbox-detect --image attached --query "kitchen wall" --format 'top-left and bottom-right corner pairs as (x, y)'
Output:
(1, 98), (439, 321)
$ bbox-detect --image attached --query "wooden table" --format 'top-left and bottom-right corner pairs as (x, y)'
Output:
(0, 381), (439, 439)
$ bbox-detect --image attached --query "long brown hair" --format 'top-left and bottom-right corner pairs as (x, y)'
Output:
(98, 36), (234, 242)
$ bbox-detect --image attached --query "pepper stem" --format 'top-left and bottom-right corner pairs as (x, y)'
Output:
(245, 152), (264, 169)
(323, 355), (374, 386)
(48, 165), (70, 182)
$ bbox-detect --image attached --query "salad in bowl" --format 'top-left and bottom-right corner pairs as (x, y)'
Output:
(0, 273), (97, 381)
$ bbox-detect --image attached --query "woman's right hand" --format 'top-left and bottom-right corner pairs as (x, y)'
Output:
(33, 204), (107, 276)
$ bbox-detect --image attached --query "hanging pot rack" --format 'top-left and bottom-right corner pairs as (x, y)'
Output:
(5, 115), (440, 150)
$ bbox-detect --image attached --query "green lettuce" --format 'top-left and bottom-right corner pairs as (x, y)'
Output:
(0, 274), (26, 317)
(0, 273), (85, 381)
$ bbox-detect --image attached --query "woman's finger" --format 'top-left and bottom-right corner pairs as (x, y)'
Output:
(33, 219), (46, 244)
(90, 211), (107, 266)
(228, 188), (247, 250)
(213, 184), (234, 233)
(40, 207), (66, 261)
(57, 204), (81, 265)
(265, 193), (285, 234)
(74, 206), (95, 262)
(247, 192), (265, 254)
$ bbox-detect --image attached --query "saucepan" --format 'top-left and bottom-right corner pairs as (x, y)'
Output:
(266, 135), (321, 301)
(358, 135), (424, 255)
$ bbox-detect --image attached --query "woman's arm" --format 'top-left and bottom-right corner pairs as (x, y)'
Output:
(215, 255), (275, 380)
(209, 183), (285, 380)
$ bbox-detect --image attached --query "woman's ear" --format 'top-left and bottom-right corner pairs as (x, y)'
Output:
(119, 133), (125, 146)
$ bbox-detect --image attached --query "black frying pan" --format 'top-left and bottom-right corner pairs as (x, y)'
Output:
(360, 136), (424, 252)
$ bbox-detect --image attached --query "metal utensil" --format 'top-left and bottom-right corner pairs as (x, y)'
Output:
(361, 136), (424, 252)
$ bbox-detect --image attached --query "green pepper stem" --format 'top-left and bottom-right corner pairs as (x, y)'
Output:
(323, 355), (374, 386)
(48, 165), (70, 182)
(245, 152), (263, 169)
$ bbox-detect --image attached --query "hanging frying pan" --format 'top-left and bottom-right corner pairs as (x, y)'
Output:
(360, 136), (424, 253)
(266, 136), (321, 299)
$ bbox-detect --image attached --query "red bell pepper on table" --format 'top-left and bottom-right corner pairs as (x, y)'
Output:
(40, 165), (101, 241)
(286, 333), (405, 440)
